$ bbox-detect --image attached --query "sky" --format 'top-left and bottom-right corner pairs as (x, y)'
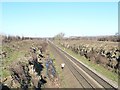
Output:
(1, 2), (118, 37)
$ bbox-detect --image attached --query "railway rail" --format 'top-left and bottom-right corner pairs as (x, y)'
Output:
(48, 40), (117, 89)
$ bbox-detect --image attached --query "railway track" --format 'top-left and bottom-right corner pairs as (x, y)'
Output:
(48, 40), (117, 89)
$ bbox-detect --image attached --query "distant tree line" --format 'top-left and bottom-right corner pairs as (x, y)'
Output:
(66, 33), (120, 42)
(2, 35), (44, 43)
(97, 33), (120, 42)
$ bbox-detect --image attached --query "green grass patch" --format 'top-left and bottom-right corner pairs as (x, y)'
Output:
(3, 51), (25, 65)
(1, 45), (27, 78)
(0, 69), (10, 79)
(54, 41), (118, 83)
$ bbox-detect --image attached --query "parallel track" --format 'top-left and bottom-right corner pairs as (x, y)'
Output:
(48, 40), (117, 89)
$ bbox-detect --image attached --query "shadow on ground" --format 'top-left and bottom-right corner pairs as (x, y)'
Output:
(1, 83), (11, 90)
(34, 61), (44, 76)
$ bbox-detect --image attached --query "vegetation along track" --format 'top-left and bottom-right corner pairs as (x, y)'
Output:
(48, 40), (117, 89)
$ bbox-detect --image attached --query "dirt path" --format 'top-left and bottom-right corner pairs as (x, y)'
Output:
(48, 43), (82, 88)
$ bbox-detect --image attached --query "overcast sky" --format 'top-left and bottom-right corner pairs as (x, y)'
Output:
(1, 1), (118, 37)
